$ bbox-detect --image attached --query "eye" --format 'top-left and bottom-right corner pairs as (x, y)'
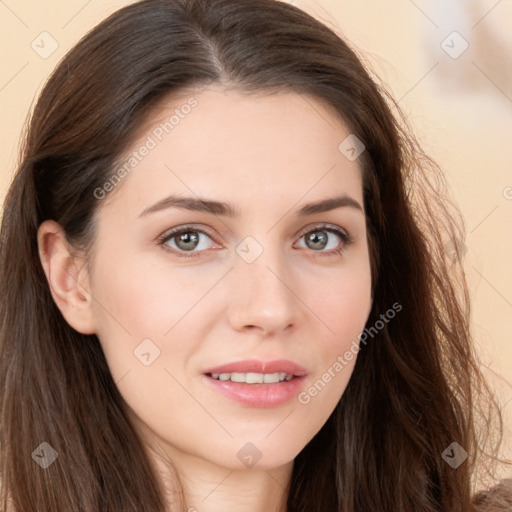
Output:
(157, 223), (353, 259)
(157, 226), (219, 258)
(295, 224), (353, 256)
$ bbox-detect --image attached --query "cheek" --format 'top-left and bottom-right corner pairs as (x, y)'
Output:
(90, 252), (221, 337)
(306, 257), (372, 341)
(89, 255), (213, 383)
(302, 260), (372, 394)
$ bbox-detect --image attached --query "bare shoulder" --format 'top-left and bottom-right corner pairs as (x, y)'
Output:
(472, 479), (512, 511)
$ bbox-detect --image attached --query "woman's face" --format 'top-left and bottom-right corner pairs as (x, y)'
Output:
(83, 86), (372, 471)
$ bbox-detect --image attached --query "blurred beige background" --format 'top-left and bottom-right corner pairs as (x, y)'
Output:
(1, 0), (511, 461)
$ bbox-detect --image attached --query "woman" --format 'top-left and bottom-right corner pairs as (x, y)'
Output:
(0, 0), (510, 510)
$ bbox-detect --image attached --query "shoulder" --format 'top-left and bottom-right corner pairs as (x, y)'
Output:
(472, 479), (512, 511)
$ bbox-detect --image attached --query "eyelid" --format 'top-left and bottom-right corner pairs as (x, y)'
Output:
(294, 222), (350, 240)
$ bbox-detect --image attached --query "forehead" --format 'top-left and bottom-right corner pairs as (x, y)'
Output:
(99, 86), (364, 217)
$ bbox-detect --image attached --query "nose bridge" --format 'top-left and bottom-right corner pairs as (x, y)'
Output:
(228, 233), (297, 332)
(236, 235), (291, 299)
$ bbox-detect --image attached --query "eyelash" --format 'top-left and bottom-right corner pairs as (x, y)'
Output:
(157, 223), (354, 259)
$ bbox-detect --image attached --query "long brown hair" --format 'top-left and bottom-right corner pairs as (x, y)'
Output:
(0, 0), (510, 510)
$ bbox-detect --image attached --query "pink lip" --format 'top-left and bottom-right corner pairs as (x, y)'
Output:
(202, 359), (308, 408)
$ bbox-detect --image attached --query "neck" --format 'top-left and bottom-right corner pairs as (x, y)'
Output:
(149, 441), (292, 512)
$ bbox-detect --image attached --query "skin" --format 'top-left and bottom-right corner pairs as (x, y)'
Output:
(38, 85), (373, 512)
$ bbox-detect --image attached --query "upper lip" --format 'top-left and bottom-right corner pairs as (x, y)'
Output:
(203, 359), (308, 377)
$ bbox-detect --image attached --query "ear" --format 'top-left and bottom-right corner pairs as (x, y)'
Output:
(37, 220), (96, 335)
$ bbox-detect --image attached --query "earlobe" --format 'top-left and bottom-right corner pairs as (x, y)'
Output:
(37, 220), (96, 335)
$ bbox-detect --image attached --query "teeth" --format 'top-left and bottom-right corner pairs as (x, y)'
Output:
(263, 373), (278, 383)
(209, 372), (294, 383)
(246, 372), (263, 383)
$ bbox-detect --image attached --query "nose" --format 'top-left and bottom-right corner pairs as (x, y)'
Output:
(227, 245), (297, 336)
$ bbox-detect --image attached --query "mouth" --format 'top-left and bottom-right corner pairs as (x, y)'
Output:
(207, 372), (295, 383)
(202, 359), (308, 408)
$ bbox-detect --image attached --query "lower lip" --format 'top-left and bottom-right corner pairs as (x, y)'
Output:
(202, 374), (306, 408)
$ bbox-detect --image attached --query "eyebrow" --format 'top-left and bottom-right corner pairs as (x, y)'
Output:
(138, 193), (364, 218)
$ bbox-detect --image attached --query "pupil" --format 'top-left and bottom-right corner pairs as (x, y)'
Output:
(307, 231), (327, 250)
(178, 231), (199, 250)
